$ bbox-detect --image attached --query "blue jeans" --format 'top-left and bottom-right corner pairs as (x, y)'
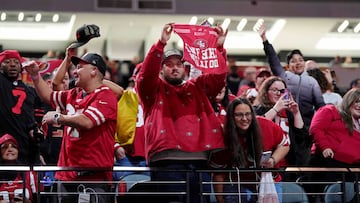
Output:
(150, 160), (211, 203)
(113, 156), (149, 180)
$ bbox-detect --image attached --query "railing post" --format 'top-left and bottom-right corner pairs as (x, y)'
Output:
(186, 171), (190, 203)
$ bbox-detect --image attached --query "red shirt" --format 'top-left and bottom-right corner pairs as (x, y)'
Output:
(0, 171), (38, 202)
(310, 105), (360, 164)
(52, 85), (117, 181)
(209, 116), (288, 182)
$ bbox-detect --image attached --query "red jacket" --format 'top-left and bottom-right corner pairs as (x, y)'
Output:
(310, 105), (360, 164)
(136, 40), (228, 161)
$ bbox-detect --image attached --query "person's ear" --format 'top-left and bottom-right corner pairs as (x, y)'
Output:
(91, 69), (96, 76)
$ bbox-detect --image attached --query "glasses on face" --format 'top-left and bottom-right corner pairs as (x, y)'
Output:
(268, 88), (286, 94)
(234, 112), (252, 119)
(1, 143), (17, 150)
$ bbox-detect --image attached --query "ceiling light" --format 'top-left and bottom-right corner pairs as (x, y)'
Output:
(237, 18), (248, 31)
(207, 17), (214, 25)
(316, 35), (360, 50)
(253, 18), (264, 32)
(52, 14), (59, 22)
(18, 12), (24, 21)
(224, 19), (286, 49)
(0, 13), (6, 21)
(35, 13), (41, 22)
(221, 18), (231, 30)
(337, 20), (349, 33)
(189, 16), (197, 25)
(354, 23), (360, 33)
(0, 14), (76, 41)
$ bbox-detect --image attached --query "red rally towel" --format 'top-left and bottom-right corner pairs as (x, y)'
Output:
(173, 24), (225, 74)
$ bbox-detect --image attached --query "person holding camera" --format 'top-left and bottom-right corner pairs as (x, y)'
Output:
(253, 76), (307, 178)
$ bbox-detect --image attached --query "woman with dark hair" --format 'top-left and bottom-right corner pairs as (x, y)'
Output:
(0, 134), (38, 203)
(211, 85), (236, 126)
(253, 76), (308, 169)
(306, 68), (342, 105)
(211, 98), (289, 203)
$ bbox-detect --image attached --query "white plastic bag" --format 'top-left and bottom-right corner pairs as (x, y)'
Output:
(258, 172), (279, 203)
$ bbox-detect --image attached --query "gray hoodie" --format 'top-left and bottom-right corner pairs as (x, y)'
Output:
(263, 40), (325, 127)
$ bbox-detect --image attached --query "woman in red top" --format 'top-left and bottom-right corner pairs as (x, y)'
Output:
(0, 134), (38, 203)
(310, 88), (360, 180)
(211, 98), (289, 203)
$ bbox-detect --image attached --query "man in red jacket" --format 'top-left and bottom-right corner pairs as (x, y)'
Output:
(136, 23), (228, 203)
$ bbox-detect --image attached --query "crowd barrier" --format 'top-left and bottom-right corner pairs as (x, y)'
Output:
(1, 166), (360, 203)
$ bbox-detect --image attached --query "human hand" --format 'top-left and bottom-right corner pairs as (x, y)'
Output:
(322, 148), (334, 158)
(261, 157), (275, 168)
(23, 61), (39, 77)
(321, 68), (333, 84)
(115, 146), (126, 160)
(214, 24), (228, 48)
(253, 19), (267, 42)
(160, 23), (174, 44)
(42, 107), (61, 125)
(273, 94), (290, 113)
(65, 46), (77, 62)
(287, 100), (300, 114)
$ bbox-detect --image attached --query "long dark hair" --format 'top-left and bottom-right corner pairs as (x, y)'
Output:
(307, 68), (332, 93)
(224, 98), (263, 168)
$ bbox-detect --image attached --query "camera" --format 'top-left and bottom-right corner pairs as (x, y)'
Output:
(27, 123), (44, 144)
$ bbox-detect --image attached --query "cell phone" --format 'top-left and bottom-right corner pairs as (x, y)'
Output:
(260, 151), (272, 163)
(283, 89), (289, 100)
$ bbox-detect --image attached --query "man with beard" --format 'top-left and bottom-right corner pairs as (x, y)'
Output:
(0, 50), (42, 165)
(24, 53), (117, 202)
(136, 23), (228, 203)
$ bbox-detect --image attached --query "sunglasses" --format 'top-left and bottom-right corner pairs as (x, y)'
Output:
(268, 88), (286, 94)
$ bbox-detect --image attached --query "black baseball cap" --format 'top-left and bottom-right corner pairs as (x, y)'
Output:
(162, 49), (183, 64)
(71, 53), (106, 76)
(69, 24), (100, 48)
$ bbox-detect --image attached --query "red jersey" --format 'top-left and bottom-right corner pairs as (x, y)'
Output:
(0, 171), (38, 202)
(51, 85), (117, 181)
(209, 116), (289, 182)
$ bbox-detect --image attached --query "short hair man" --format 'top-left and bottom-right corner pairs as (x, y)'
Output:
(136, 23), (228, 203)
(25, 53), (117, 202)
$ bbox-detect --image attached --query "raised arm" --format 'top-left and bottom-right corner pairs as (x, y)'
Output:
(136, 23), (172, 106)
(52, 46), (76, 91)
(257, 23), (286, 77)
(24, 62), (53, 104)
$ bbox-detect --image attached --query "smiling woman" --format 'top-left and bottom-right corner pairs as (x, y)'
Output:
(0, 133), (38, 203)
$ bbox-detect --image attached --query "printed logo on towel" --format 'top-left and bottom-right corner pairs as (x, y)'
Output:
(173, 24), (225, 73)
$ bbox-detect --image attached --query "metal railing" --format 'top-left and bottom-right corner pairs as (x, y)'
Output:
(1, 166), (360, 203)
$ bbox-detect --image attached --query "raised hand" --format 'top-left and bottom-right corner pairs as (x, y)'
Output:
(214, 24), (228, 48)
(254, 19), (267, 42)
(160, 23), (174, 44)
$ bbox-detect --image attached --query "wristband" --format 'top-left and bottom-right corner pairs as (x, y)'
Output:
(31, 73), (40, 81)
